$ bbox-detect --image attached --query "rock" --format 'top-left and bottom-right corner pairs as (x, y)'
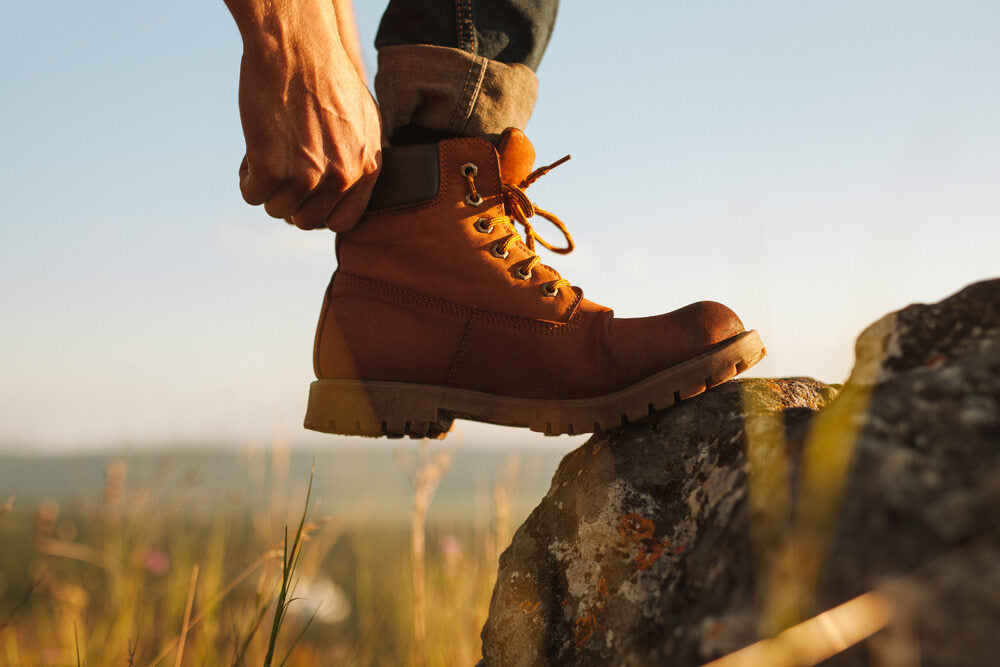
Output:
(481, 279), (1000, 666)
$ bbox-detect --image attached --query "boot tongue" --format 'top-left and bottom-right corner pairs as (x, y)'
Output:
(496, 128), (536, 187)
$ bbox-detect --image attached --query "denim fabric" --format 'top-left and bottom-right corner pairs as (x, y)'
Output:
(375, 0), (559, 71)
(375, 45), (539, 142)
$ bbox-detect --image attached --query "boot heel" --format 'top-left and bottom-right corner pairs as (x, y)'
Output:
(304, 379), (454, 439)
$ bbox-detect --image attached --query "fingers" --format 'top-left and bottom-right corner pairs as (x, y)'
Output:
(263, 179), (318, 219)
(288, 167), (378, 231)
(323, 169), (379, 232)
(238, 147), (380, 231)
(238, 156), (317, 217)
(286, 183), (340, 230)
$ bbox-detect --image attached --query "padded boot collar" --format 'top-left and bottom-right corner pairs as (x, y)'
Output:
(365, 128), (537, 212)
(366, 144), (440, 211)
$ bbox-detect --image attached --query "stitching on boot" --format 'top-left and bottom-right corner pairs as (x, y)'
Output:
(337, 273), (468, 318)
(445, 318), (476, 384)
(468, 292), (583, 332)
(338, 272), (584, 334)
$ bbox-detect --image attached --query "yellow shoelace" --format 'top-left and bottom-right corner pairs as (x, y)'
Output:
(464, 155), (574, 294)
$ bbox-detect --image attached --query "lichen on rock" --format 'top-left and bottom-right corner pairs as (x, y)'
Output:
(481, 278), (1000, 667)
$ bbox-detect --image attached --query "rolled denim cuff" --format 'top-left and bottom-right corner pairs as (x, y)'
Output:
(375, 44), (539, 143)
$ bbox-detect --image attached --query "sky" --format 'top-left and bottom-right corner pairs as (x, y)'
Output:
(1, 1), (998, 451)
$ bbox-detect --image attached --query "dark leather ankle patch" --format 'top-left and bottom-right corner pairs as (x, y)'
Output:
(367, 144), (440, 211)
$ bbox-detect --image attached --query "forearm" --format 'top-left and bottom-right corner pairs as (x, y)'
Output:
(332, 0), (365, 80)
(223, 0), (345, 61)
(221, 0), (382, 231)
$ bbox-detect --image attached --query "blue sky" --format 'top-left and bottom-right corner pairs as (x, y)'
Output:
(1, 1), (998, 450)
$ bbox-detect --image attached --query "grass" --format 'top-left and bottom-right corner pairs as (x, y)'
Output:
(0, 444), (540, 665)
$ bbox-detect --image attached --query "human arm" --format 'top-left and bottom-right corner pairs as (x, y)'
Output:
(223, 0), (381, 231)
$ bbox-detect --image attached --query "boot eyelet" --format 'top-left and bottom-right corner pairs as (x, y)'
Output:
(516, 266), (532, 280)
(540, 283), (559, 297)
(474, 218), (494, 233)
(490, 243), (509, 259)
(461, 163), (484, 206)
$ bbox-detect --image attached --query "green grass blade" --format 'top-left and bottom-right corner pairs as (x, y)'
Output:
(74, 620), (83, 666)
(263, 464), (315, 667)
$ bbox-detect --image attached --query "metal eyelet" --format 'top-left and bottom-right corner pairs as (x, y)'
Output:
(540, 283), (559, 297)
(462, 163), (484, 206)
(490, 243), (509, 259)
(474, 218), (494, 234)
(516, 266), (532, 280)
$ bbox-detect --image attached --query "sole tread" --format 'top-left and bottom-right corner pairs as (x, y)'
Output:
(304, 331), (766, 439)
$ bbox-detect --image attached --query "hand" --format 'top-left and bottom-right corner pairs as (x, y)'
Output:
(230, 0), (382, 231)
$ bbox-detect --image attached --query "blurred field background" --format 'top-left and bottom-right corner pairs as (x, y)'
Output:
(0, 442), (568, 665)
(3, 1), (998, 664)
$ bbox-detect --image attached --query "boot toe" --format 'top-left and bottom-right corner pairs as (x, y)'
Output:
(607, 300), (746, 379)
(678, 300), (746, 346)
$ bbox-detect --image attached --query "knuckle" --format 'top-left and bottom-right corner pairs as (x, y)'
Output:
(364, 152), (382, 176)
(324, 168), (351, 193)
(305, 165), (327, 190)
(291, 171), (322, 196)
(244, 157), (277, 183)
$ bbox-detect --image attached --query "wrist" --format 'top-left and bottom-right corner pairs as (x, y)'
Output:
(225, 0), (338, 59)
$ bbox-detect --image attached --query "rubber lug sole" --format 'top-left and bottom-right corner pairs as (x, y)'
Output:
(304, 330), (765, 439)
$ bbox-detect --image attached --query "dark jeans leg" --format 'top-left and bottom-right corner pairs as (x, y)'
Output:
(375, 0), (559, 71)
(373, 1), (558, 142)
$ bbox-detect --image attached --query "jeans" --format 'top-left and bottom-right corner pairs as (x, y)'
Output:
(372, 0), (560, 142)
(375, 0), (559, 70)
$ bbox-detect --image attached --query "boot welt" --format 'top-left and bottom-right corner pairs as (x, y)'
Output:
(304, 330), (765, 439)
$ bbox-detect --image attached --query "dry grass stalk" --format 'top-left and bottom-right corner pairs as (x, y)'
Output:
(174, 564), (200, 667)
(405, 440), (454, 666)
(146, 553), (272, 666)
(1, 442), (549, 664)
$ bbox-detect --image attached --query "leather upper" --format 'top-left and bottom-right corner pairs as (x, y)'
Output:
(316, 129), (746, 399)
(336, 134), (579, 323)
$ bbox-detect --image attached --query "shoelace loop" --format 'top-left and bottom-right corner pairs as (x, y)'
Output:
(464, 154), (574, 295)
(502, 155), (574, 255)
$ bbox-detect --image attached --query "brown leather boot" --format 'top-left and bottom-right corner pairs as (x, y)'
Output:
(305, 129), (765, 438)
